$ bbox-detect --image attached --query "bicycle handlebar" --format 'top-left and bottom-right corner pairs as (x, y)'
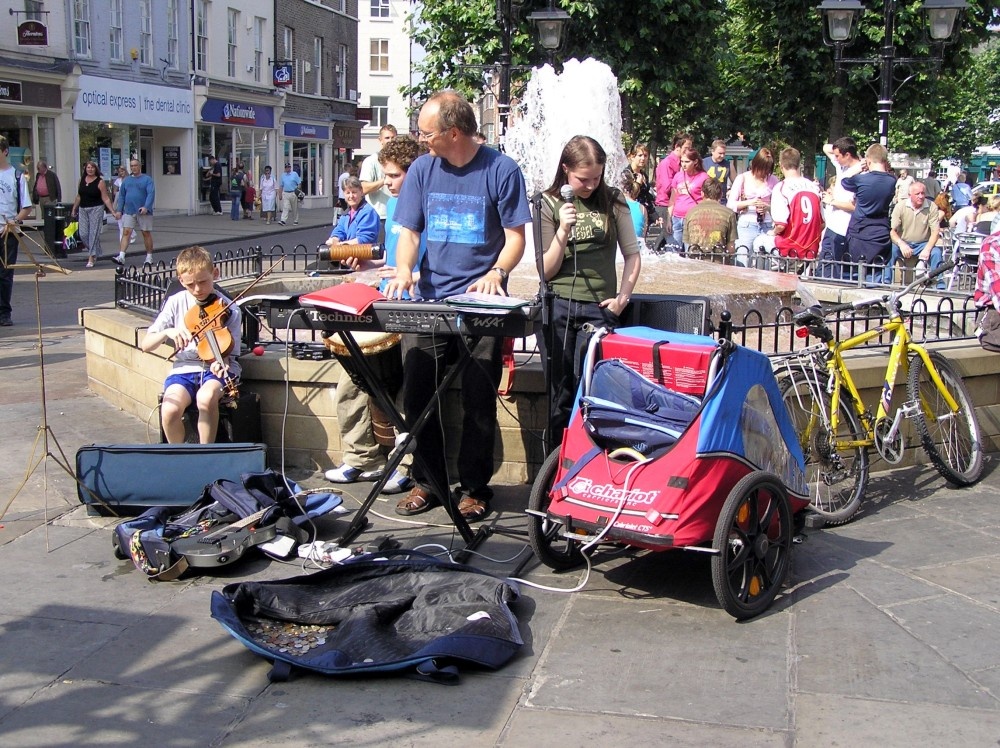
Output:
(824, 260), (957, 317)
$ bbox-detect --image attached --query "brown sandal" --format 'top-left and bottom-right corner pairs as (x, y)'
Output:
(457, 495), (490, 522)
(395, 486), (439, 516)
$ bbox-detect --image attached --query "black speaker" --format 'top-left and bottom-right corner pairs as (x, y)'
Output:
(159, 390), (262, 444)
(619, 294), (713, 336)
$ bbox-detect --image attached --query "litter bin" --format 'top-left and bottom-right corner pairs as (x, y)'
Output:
(43, 202), (74, 258)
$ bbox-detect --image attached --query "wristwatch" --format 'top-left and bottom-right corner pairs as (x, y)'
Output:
(491, 266), (509, 282)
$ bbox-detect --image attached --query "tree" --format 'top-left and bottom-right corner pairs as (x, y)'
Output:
(402, 0), (726, 152)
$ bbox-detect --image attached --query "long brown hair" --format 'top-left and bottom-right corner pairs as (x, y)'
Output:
(546, 135), (622, 215)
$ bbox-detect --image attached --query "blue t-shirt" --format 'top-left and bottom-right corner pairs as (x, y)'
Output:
(627, 198), (645, 238)
(116, 173), (155, 215)
(381, 196), (427, 299)
(392, 146), (530, 300)
(280, 171), (302, 192)
(329, 201), (379, 244)
(842, 170), (895, 220)
(952, 182), (972, 208)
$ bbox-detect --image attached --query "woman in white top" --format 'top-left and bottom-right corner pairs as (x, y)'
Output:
(727, 148), (779, 268)
(259, 165), (277, 224)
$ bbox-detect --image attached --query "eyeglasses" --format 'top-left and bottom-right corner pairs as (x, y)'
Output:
(418, 128), (445, 141)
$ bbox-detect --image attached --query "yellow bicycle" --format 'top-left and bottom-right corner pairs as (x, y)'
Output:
(774, 262), (983, 525)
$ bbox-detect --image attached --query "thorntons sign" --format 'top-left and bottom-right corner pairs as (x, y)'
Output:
(18, 21), (48, 46)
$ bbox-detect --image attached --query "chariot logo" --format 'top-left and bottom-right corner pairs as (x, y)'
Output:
(566, 477), (659, 506)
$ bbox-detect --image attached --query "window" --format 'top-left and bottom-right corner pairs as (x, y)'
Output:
(337, 44), (348, 100)
(253, 17), (265, 83)
(371, 0), (389, 18)
(313, 37), (323, 96)
(370, 96), (388, 128)
(72, 0), (91, 58)
(139, 0), (151, 65)
(228, 9), (239, 78)
(109, 0), (123, 62)
(283, 27), (293, 60)
(166, 0), (179, 68)
(370, 39), (389, 74)
(195, 0), (208, 73)
(25, 1), (43, 22)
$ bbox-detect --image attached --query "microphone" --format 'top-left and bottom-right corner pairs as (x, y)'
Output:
(559, 184), (575, 241)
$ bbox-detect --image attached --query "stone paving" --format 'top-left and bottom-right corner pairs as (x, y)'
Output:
(2, 210), (1000, 745)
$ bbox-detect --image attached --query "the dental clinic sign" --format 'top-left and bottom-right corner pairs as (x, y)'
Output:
(74, 75), (193, 128)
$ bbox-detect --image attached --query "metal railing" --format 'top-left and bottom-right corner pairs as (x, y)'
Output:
(113, 244), (980, 358)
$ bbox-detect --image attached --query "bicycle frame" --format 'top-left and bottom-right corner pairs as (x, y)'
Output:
(797, 289), (962, 459)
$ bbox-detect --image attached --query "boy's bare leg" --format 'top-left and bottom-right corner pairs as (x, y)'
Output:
(161, 385), (194, 444)
(196, 381), (224, 444)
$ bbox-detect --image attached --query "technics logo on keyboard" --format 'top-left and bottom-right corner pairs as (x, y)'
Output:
(307, 310), (375, 324)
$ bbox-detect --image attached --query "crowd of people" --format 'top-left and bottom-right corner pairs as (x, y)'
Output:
(623, 130), (998, 287)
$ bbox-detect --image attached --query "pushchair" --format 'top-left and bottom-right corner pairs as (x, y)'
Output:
(527, 326), (811, 619)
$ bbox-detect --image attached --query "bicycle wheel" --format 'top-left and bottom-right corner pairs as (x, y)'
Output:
(527, 449), (585, 570)
(906, 352), (984, 486)
(779, 369), (868, 525)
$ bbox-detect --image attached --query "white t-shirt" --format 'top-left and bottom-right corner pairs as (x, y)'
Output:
(359, 152), (389, 219)
(826, 162), (856, 237)
(147, 290), (243, 378)
(951, 205), (977, 235)
(0, 165), (31, 222)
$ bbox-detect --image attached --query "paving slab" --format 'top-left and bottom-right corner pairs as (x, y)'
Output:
(526, 593), (792, 730)
(793, 585), (996, 708)
(795, 693), (1000, 746)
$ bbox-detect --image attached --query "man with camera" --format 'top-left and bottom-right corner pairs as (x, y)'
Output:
(277, 162), (302, 226)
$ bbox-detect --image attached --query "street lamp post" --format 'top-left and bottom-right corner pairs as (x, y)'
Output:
(818, 0), (967, 148)
(495, 0), (569, 138)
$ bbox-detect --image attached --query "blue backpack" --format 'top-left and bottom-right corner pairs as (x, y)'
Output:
(211, 551), (523, 683)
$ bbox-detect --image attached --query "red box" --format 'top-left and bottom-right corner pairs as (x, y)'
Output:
(599, 334), (715, 395)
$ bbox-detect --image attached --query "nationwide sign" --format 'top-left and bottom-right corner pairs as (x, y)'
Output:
(0, 81), (23, 104)
(17, 20), (48, 46)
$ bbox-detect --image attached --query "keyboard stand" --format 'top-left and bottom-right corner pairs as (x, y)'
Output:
(332, 329), (484, 552)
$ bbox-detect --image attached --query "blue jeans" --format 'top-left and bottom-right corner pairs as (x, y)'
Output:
(734, 214), (773, 268)
(230, 190), (242, 220)
(0, 229), (18, 316)
(886, 241), (941, 284)
(672, 216), (685, 246)
(816, 231), (848, 279)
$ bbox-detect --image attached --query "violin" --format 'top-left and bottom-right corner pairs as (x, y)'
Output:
(184, 294), (239, 400)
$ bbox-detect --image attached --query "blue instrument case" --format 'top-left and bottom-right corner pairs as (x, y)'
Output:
(75, 442), (267, 515)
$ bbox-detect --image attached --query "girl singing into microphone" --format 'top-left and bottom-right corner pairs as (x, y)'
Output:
(535, 135), (642, 446)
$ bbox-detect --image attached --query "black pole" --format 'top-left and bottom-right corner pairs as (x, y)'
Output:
(877, 0), (897, 148)
(498, 0), (512, 140)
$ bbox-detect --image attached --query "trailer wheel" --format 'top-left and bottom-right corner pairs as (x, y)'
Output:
(711, 472), (793, 620)
(527, 449), (584, 571)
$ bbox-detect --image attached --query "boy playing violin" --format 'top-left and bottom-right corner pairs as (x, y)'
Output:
(140, 246), (242, 443)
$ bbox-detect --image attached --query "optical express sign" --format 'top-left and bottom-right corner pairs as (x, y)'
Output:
(74, 75), (193, 129)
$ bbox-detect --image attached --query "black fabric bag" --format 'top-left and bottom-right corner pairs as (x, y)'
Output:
(112, 470), (341, 581)
(581, 359), (702, 456)
(977, 307), (1000, 353)
(211, 551), (523, 683)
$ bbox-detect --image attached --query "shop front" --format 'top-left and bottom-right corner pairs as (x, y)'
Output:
(198, 98), (277, 212)
(74, 74), (194, 214)
(282, 121), (330, 207)
(0, 76), (66, 213)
